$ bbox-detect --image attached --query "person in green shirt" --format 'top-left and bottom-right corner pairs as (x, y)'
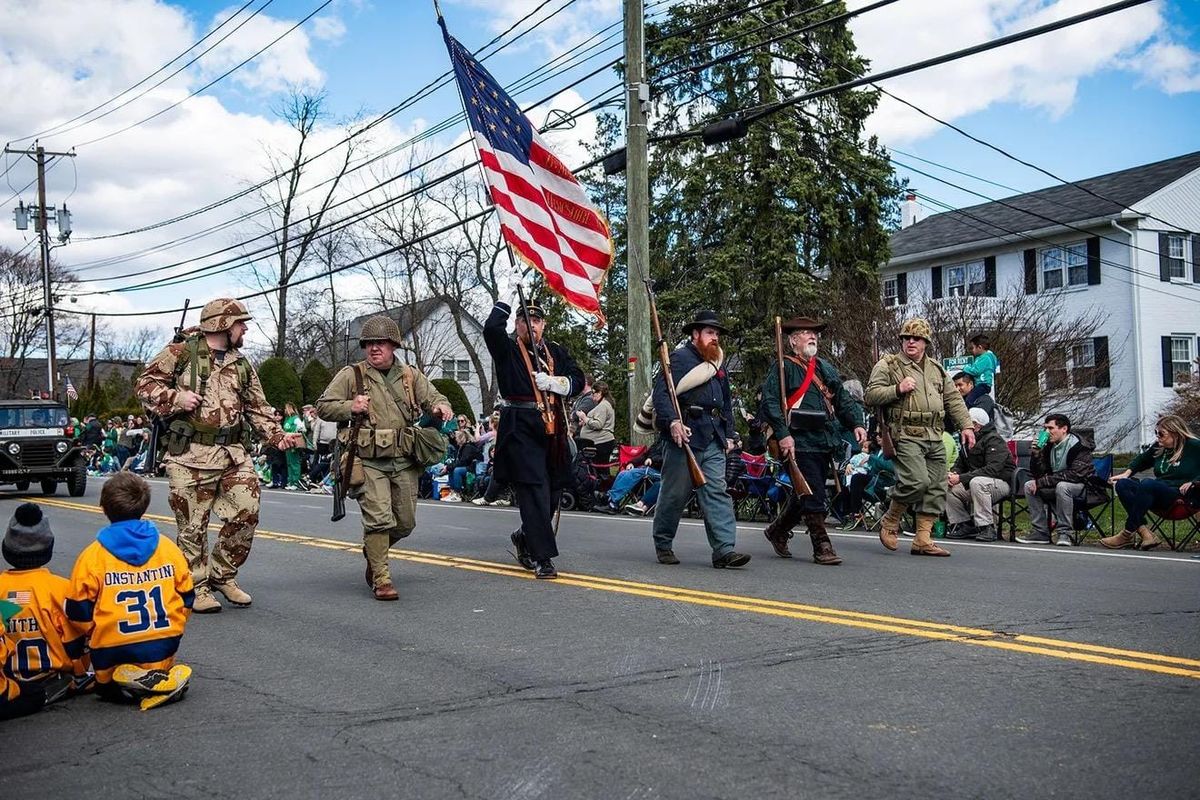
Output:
(282, 402), (305, 489)
(1101, 415), (1200, 550)
(962, 333), (998, 406)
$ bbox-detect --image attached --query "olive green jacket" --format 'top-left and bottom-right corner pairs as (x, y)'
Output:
(865, 352), (972, 442)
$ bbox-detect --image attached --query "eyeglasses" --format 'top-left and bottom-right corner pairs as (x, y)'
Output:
(900, 335), (923, 342)
(1155, 429), (1168, 437)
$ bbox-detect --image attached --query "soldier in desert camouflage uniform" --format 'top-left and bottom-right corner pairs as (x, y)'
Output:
(317, 315), (452, 601)
(135, 298), (304, 613)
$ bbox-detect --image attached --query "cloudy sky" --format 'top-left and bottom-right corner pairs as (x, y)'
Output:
(1, 0), (1197, 342)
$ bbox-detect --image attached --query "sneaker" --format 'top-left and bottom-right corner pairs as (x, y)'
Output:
(113, 663), (193, 697)
(625, 501), (648, 516)
(1054, 534), (1075, 547)
(471, 497), (488, 506)
(210, 580), (252, 607)
(491, 498), (511, 507)
(1015, 532), (1052, 544)
(191, 586), (222, 614)
(443, 491), (462, 502)
(140, 682), (190, 711)
(712, 551), (751, 569)
(943, 522), (977, 540)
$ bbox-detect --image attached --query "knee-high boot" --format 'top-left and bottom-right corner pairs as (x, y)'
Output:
(805, 513), (842, 565)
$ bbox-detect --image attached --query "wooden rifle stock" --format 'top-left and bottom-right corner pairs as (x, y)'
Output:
(331, 413), (363, 522)
(645, 280), (706, 488)
(774, 317), (813, 498)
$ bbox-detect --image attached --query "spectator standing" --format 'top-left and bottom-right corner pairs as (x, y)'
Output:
(281, 402), (305, 489)
(1101, 415), (1200, 550)
(577, 381), (616, 464)
(1018, 413), (1094, 546)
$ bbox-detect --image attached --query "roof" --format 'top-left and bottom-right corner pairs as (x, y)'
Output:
(347, 297), (484, 339)
(890, 150), (1200, 260)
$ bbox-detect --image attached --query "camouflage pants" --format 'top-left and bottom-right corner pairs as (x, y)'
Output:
(166, 460), (261, 588)
(357, 464), (418, 586)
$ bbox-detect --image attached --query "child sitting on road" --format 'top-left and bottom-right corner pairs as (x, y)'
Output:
(66, 472), (195, 711)
(0, 599), (55, 720)
(0, 503), (92, 698)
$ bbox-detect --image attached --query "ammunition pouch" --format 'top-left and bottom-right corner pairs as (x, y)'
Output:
(788, 408), (827, 432)
(164, 419), (248, 455)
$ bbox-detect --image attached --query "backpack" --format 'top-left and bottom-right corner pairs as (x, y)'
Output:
(991, 404), (1016, 439)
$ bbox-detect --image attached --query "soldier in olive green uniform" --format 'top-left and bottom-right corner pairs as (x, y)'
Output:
(136, 298), (304, 613)
(865, 318), (975, 557)
(316, 315), (452, 601)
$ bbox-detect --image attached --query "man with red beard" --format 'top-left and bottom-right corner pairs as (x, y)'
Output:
(650, 310), (751, 569)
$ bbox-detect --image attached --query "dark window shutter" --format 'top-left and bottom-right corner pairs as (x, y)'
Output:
(984, 256), (997, 296)
(1162, 336), (1174, 387)
(1192, 234), (1200, 283)
(1092, 336), (1109, 388)
(931, 266), (943, 299)
(1159, 232), (1172, 281)
(1023, 248), (1037, 294)
(1086, 236), (1101, 285)
(897, 272), (907, 305)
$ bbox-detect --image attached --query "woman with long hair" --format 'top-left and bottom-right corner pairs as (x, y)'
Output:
(281, 402), (306, 490)
(576, 381), (616, 464)
(1102, 415), (1200, 550)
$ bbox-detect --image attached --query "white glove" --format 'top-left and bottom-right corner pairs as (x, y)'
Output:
(534, 371), (571, 396)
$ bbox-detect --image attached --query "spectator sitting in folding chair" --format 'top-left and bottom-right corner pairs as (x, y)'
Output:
(944, 407), (1014, 542)
(1018, 413), (1094, 546)
(1101, 414), (1200, 551)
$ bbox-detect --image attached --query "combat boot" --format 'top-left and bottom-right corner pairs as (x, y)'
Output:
(879, 500), (907, 551)
(211, 580), (252, 607)
(805, 514), (842, 566)
(910, 513), (950, 557)
(191, 585), (222, 614)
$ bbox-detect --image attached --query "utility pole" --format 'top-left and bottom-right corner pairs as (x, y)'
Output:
(624, 0), (652, 441)
(5, 143), (75, 400)
(87, 313), (97, 391)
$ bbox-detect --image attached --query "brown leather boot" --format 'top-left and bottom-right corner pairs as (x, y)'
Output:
(763, 498), (800, 558)
(805, 514), (842, 565)
(879, 500), (907, 551)
(910, 513), (951, 557)
(1099, 529), (1135, 549)
(1136, 525), (1162, 551)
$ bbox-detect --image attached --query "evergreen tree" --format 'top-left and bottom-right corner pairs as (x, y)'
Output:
(300, 359), (332, 404)
(431, 378), (473, 421)
(587, 0), (898, 384)
(258, 357), (303, 412)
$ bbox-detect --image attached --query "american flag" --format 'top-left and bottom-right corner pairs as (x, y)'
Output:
(64, 374), (78, 401)
(6, 590), (31, 606)
(440, 18), (613, 323)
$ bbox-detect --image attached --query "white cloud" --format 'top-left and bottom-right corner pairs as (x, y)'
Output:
(201, 7), (326, 93)
(311, 15), (349, 43)
(846, 0), (1199, 144)
(449, 0), (621, 56)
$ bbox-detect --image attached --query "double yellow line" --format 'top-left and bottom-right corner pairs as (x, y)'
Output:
(32, 496), (1200, 680)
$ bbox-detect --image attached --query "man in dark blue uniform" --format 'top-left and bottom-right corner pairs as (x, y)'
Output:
(760, 316), (866, 565)
(650, 310), (750, 568)
(483, 299), (584, 579)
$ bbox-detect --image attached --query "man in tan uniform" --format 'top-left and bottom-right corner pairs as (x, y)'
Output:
(865, 318), (974, 557)
(136, 298), (304, 613)
(317, 315), (452, 601)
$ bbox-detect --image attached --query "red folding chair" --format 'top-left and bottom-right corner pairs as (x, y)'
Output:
(1147, 498), (1200, 551)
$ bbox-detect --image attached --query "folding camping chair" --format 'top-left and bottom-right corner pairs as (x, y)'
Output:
(1146, 498), (1200, 551)
(1002, 439), (1034, 542)
(1069, 453), (1116, 544)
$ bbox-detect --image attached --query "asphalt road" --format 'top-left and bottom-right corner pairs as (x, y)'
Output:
(4, 477), (1198, 800)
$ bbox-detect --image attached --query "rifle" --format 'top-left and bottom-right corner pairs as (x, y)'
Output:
(332, 367), (366, 522)
(145, 299), (191, 478)
(645, 279), (706, 488)
(774, 316), (813, 498)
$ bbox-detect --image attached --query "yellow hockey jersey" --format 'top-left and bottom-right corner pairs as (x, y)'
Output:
(66, 520), (193, 681)
(0, 567), (87, 683)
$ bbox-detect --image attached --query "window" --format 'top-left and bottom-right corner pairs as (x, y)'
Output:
(441, 359), (472, 382)
(1070, 340), (1095, 389)
(1044, 347), (1068, 393)
(1043, 337), (1108, 393)
(883, 276), (898, 307)
(1166, 235), (1188, 279)
(945, 260), (985, 297)
(1040, 242), (1088, 289)
(1170, 336), (1194, 385)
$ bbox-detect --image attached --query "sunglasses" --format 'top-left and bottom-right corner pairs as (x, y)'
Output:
(900, 335), (923, 342)
(1155, 429), (1169, 437)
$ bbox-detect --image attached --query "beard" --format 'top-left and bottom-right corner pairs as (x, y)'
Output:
(696, 339), (721, 363)
(801, 342), (818, 358)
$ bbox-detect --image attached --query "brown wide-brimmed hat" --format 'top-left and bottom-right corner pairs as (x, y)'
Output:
(781, 316), (827, 334)
(682, 309), (729, 335)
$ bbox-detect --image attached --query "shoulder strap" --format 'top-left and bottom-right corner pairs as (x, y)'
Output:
(352, 364), (364, 396)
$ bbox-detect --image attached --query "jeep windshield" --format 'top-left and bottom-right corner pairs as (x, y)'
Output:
(0, 408), (69, 429)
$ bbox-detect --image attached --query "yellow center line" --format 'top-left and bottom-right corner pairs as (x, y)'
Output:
(29, 496), (1200, 679)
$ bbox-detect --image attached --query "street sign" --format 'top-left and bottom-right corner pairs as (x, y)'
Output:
(943, 355), (972, 372)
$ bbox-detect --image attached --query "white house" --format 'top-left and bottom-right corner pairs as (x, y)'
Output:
(883, 150), (1200, 452)
(342, 298), (494, 417)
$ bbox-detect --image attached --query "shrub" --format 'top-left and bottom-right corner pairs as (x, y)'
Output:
(431, 378), (473, 422)
(300, 359), (332, 404)
(258, 357), (303, 412)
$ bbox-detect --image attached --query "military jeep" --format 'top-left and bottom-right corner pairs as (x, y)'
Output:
(0, 400), (88, 496)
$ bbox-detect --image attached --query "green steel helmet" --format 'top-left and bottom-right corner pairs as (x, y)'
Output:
(199, 298), (252, 333)
(358, 315), (403, 347)
(898, 317), (933, 343)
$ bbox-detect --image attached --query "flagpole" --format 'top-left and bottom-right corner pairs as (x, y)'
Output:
(435, 4), (534, 315)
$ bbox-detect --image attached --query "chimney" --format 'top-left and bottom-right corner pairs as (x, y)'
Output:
(901, 191), (920, 229)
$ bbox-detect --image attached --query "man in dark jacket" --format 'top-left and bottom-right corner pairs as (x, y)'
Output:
(945, 407), (1014, 542)
(483, 299), (584, 579)
(760, 316), (865, 565)
(953, 372), (995, 420)
(650, 310), (750, 569)
(1018, 412), (1094, 545)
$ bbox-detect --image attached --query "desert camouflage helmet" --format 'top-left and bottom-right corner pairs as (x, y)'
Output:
(199, 298), (252, 333)
(898, 317), (933, 343)
(358, 315), (403, 347)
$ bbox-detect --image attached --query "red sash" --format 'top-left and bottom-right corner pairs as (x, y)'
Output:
(785, 357), (818, 410)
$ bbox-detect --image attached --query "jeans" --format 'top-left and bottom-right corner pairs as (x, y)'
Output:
(608, 466), (659, 505)
(1114, 478), (1182, 529)
(1026, 481), (1083, 535)
(652, 439), (738, 556)
(449, 466), (470, 491)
